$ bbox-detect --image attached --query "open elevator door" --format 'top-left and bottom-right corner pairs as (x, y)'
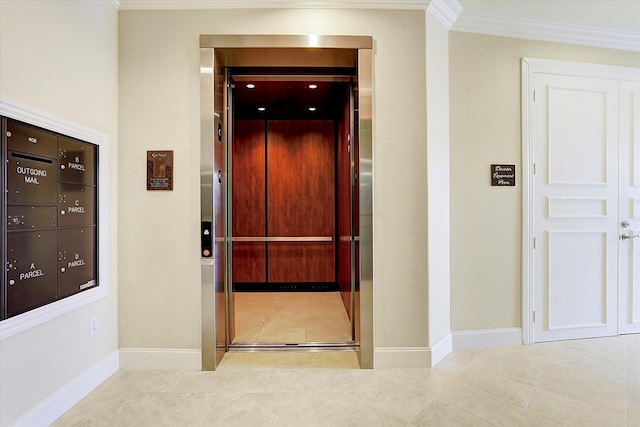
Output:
(200, 35), (373, 370)
(228, 72), (355, 349)
(200, 48), (227, 370)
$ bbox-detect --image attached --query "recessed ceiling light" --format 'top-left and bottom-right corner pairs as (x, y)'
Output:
(308, 84), (318, 89)
(308, 106), (317, 112)
(246, 83), (256, 89)
(258, 106), (266, 112)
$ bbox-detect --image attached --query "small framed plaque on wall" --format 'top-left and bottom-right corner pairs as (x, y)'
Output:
(491, 164), (516, 186)
(147, 150), (173, 190)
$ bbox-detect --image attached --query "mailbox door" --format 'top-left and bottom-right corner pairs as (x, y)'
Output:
(6, 230), (58, 317)
(58, 137), (96, 186)
(57, 184), (96, 227)
(7, 206), (57, 231)
(58, 227), (96, 298)
(6, 120), (57, 158)
(7, 152), (58, 205)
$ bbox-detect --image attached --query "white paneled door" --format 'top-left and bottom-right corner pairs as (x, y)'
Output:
(619, 81), (640, 334)
(533, 72), (640, 342)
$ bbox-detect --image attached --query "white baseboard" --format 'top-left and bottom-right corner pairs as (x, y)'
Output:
(374, 334), (453, 368)
(14, 350), (119, 427)
(452, 327), (523, 350)
(119, 348), (202, 370)
(430, 333), (453, 366)
(374, 347), (431, 368)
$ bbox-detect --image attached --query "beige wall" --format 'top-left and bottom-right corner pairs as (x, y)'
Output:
(118, 8), (430, 354)
(0, 1), (119, 425)
(449, 32), (640, 332)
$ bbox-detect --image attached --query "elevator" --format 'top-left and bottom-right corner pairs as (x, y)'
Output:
(200, 35), (373, 369)
(230, 74), (354, 348)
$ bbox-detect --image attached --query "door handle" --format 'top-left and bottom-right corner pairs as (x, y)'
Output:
(620, 233), (639, 240)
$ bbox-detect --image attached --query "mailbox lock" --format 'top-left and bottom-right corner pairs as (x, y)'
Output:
(6, 131), (11, 138)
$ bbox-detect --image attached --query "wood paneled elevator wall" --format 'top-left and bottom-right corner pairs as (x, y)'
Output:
(232, 120), (266, 283)
(232, 120), (337, 290)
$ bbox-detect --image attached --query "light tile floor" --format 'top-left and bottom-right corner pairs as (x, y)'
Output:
(233, 292), (352, 343)
(53, 334), (640, 426)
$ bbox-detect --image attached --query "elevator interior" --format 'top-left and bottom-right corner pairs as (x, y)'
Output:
(200, 35), (373, 370)
(229, 72), (356, 348)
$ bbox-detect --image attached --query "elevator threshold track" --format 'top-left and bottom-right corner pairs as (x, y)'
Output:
(229, 342), (359, 352)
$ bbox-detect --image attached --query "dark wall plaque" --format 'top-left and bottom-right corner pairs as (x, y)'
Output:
(147, 150), (173, 190)
(491, 164), (516, 186)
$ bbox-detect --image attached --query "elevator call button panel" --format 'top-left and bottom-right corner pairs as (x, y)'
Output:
(1, 117), (99, 320)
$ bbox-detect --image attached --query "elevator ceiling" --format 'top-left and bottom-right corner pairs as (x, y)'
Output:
(232, 74), (351, 120)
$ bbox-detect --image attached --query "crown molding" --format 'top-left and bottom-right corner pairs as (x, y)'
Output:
(118, 0), (431, 10)
(453, 13), (640, 53)
(115, 0), (639, 52)
(427, 0), (462, 30)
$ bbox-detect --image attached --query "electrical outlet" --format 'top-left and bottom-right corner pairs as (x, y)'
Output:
(89, 316), (98, 336)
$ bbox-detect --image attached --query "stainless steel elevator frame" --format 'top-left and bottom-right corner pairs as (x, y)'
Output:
(200, 34), (373, 369)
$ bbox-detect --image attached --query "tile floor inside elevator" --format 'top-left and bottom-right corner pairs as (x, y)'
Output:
(233, 291), (352, 343)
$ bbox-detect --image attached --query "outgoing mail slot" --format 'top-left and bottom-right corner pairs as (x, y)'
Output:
(58, 137), (96, 186)
(58, 227), (96, 298)
(7, 206), (57, 230)
(7, 152), (58, 205)
(6, 119), (57, 158)
(57, 184), (95, 227)
(6, 230), (58, 318)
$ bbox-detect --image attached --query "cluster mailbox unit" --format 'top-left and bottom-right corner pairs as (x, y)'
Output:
(1, 117), (98, 320)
